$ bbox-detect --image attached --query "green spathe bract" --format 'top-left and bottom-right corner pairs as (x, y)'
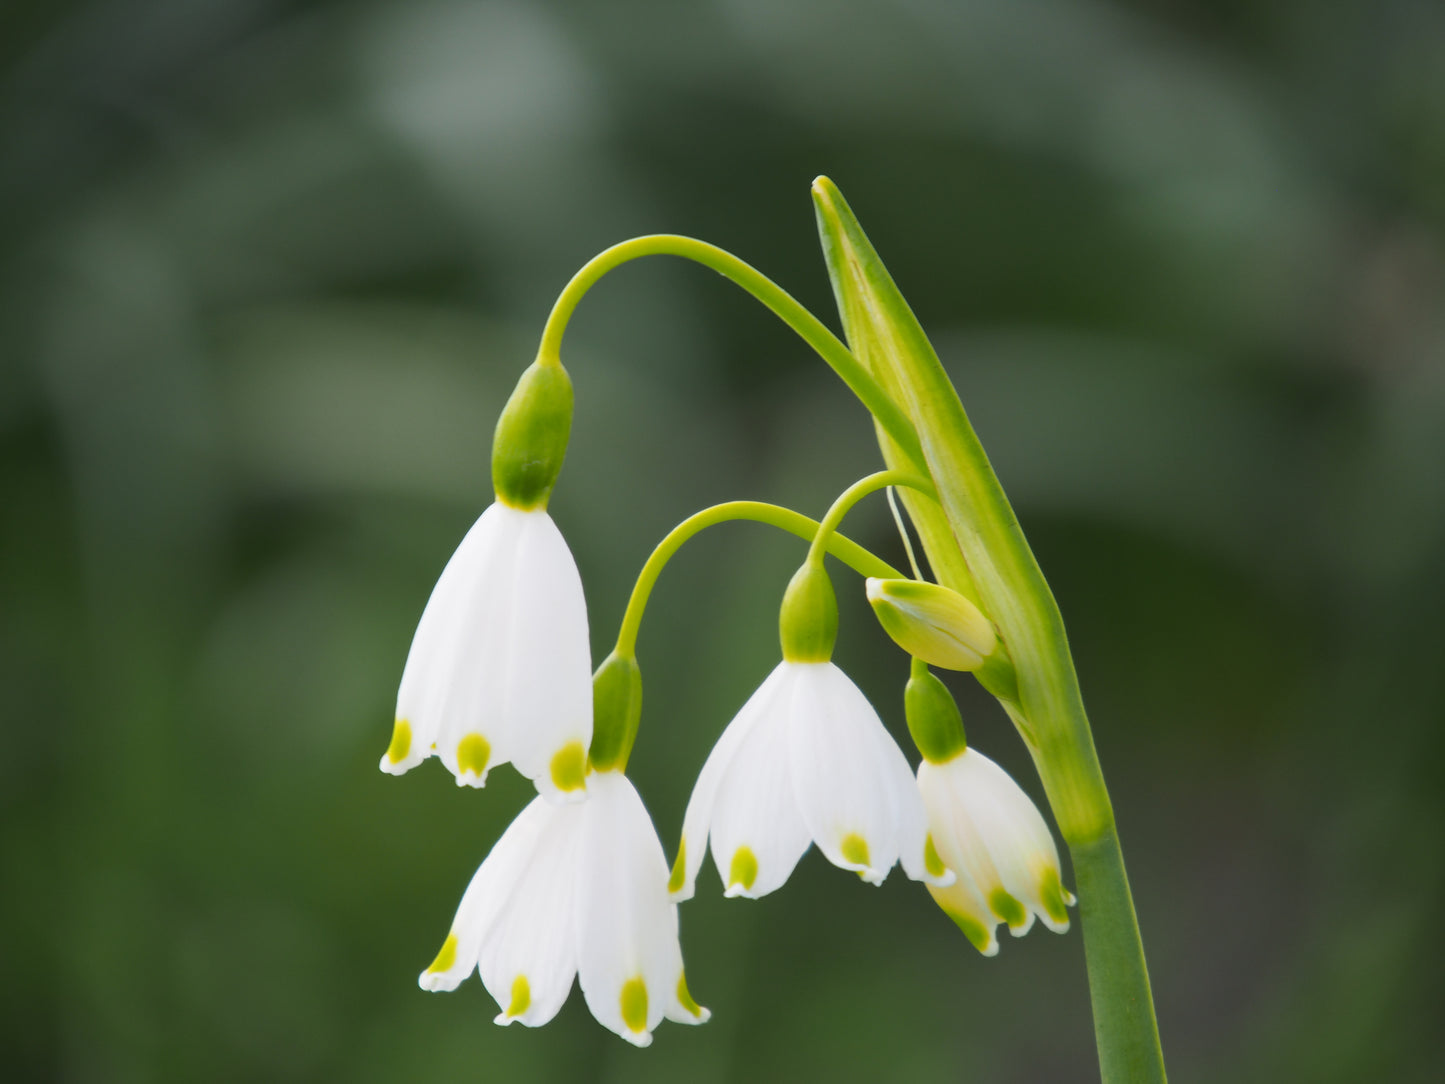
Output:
(778, 561), (839, 663)
(904, 664), (967, 764)
(812, 177), (1166, 1084)
(492, 359), (574, 510)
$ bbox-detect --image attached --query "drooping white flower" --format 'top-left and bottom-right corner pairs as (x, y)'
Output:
(380, 500), (592, 802)
(669, 660), (955, 901)
(918, 747), (1075, 956)
(419, 769), (709, 1047)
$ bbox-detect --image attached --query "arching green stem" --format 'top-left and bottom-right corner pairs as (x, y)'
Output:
(804, 469), (936, 568)
(536, 235), (925, 467)
(614, 501), (900, 658)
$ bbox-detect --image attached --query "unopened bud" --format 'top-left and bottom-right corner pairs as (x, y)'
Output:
(866, 578), (996, 670)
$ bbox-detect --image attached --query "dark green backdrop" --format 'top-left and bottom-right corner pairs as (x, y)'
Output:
(3, 1), (1443, 1080)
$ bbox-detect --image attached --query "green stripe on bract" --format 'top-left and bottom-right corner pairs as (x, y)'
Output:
(506, 975), (530, 1018)
(1039, 866), (1072, 924)
(729, 846), (758, 891)
(840, 833), (871, 868)
(426, 933), (457, 974)
(457, 733), (490, 777)
(676, 972), (703, 1017)
(620, 977), (648, 1033)
(924, 834), (946, 878)
(989, 887), (1028, 928)
(386, 719), (411, 763)
(550, 741), (586, 792)
(667, 840), (686, 894)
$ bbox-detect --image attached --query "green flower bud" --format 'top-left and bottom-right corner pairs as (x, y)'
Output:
(492, 360), (575, 510)
(588, 650), (642, 772)
(905, 665), (967, 764)
(865, 578), (997, 671)
(779, 561), (838, 663)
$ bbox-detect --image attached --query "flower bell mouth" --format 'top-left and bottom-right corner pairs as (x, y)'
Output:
(918, 748), (1076, 956)
(418, 769), (709, 1046)
(669, 659), (955, 903)
(382, 500), (593, 802)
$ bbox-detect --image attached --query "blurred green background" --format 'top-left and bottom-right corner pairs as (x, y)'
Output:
(3, 0), (1444, 1081)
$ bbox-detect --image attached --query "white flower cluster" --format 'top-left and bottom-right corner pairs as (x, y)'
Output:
(380, 361), (1073, 1047)
(383, 502), (1074, 1047)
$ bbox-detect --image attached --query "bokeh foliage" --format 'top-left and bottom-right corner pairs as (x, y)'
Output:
(3, 1), (1444, 1081)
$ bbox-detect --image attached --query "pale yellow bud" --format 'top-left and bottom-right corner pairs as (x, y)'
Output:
(865, 578), (997, 670)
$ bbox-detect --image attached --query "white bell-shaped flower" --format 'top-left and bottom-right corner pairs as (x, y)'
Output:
(918, 747), (1076, 956)
(381, 500), (592, 802)
(418, 769), (710, 1047)
(669, 660), (956, 901)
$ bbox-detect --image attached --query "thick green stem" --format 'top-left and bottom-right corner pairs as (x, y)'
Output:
(614, 500), (899, 658)
(537, 235), (924, 466)
(811, 177), (1166, 1082)
(1072, 831), (1167, 1084)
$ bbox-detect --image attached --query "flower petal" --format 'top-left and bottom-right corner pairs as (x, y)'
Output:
(664, 970), (712, 1026)
(785, 662), (909, 885)
(671, 662), (791, 902)
(416, 791), (553, 993)
(576, 772), (689, 1047)
(927, 876), (1002, 957)
(477, 799), (584, 1027)
(918, 755), (1021, 932)
(952, 749), (1074, 934)
(502, 510), (593, 803)
(705, 669), (812, 900)
(389, 503), (512, 777)
(862, 690), (953, 889)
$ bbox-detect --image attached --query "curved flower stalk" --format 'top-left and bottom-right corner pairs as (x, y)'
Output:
(380, 360), (593, 801)
(418, 768), (709, 1047)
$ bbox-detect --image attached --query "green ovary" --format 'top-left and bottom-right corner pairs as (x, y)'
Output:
(620, 976), (648, 1033)
(386, 719), (412, 763)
